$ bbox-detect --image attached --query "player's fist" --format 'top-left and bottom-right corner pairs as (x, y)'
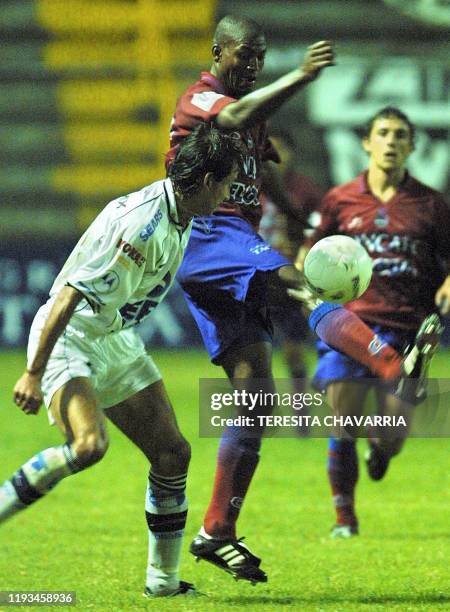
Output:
(300, 41), (335, 81)
(13, 371), (43, 415)
(435, 277), (450, 315)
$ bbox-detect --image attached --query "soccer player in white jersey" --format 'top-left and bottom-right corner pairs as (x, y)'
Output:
(0, 124), (240, 598)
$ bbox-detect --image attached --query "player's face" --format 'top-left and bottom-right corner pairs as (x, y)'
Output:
(209, 164), (239, 208)
(198, 164), (239, 215)
(217, 34), (266, 97)
(363, 117), (414, 171)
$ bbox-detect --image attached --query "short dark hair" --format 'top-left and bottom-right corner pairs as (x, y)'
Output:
(168, 123), (241, 197)
(363, 106), (415, 142)
(213, 15), (264, 47)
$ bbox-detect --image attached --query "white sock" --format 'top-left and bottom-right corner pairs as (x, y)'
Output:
(0, 443), (81, 523)
(199, 525), (215, 540)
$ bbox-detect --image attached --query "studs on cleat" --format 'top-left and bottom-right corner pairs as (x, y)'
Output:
(396, 313), (443, 405)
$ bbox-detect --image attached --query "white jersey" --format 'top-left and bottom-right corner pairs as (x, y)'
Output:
(48, 178), (192, 336)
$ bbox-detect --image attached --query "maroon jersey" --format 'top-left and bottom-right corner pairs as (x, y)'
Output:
(166, 72), (278, 229)
(312, 172), (450, 330)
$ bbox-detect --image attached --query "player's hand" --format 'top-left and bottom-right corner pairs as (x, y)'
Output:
(13, 371), (43, 415)
(300, 41), (335, 81)
(287, 284), (321, 313)
(295, 245), (309, 273)
(435, 276), (450, 316)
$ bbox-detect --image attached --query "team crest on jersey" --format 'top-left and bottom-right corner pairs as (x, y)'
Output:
(374, 207), (389, 228)
(93, 271), (120, 294)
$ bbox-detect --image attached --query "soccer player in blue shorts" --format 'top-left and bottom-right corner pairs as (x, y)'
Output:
(260, 130), (323, 434)
(299, 107), (449, 538)
(166, 14), (335, 583)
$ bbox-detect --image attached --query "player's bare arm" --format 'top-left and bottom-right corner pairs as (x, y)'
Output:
(435, 273), (450, 315)
(13, 286), (84, 415)
(261, 161), (310, 228)
(217, 41), (334, 130)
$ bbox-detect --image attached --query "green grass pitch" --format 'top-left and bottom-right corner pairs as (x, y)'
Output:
(0, 348), (449, 611)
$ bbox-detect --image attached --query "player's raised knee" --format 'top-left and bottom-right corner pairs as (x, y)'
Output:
(72, 432), (109, 468)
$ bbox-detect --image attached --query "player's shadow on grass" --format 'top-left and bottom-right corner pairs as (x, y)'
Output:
(222, 593), (450, 606)
(357, 594), (450, 605)
(378, 533), (450, 541)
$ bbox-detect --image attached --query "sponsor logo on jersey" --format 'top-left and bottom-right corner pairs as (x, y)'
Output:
(116, 239), (146, 267)
(140, 209), (163, 241)
(229, 181), (260, 207)
(120, 271), (172, 327)
(368, 335), (386, 356)
(93, 271), (120, 294)
(250, 243), (271, 255)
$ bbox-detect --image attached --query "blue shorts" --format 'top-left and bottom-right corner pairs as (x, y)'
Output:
(176, 215), (290, 363)
(313, 324), (416, 392)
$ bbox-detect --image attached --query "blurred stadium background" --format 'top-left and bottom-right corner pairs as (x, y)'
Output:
(0, 0), (448, 350)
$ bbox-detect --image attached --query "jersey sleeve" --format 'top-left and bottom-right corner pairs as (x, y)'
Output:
(179, 89), (236, 123)
(64, 218), (153, 314)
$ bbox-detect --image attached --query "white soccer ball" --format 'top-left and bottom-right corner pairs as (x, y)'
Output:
(304, 235), (373, 304)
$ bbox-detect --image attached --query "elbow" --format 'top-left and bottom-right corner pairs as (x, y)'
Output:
(216, 108), (248, 131)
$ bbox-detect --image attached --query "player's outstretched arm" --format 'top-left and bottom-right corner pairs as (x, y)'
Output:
(13, 286), (84, 415)
(217, 41), (334, 130)
(435, 274), (450, 315)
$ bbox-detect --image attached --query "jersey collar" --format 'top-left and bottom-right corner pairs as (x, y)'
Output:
(163, 178), (181, 223)
(358, 170), (412, 194)
(164, 179), (191, 233)
(200, 71), (226, 94)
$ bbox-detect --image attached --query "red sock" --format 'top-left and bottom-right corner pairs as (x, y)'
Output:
(311, 305), (402, 379)
(328, 438), (358, 527)
(204, 428), (260, 539)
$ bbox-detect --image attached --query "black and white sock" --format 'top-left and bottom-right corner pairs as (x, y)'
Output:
(145, 470), (188, 595)
(0, 443), (82, 522)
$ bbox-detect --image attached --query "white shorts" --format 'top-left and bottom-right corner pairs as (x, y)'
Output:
(28, 305), (162, 424)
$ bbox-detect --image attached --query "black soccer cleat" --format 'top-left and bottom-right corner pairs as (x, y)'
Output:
(143, 580), (202, 598)
(396, 313), (444, 405)
(365, 443), (390, 481)
(190, 534), (268, 584)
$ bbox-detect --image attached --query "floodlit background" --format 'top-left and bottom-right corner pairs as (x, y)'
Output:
(0, 0), (448, 348)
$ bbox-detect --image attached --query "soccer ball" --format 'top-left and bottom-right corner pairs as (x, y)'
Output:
(304, 235), (373, 304)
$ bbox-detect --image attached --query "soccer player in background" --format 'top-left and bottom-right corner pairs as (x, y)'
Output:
(166, 14), (334, 582)
(301, 107), (450, 537)
(0, 125), (241, 598)
(259, 130), (323, 434)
